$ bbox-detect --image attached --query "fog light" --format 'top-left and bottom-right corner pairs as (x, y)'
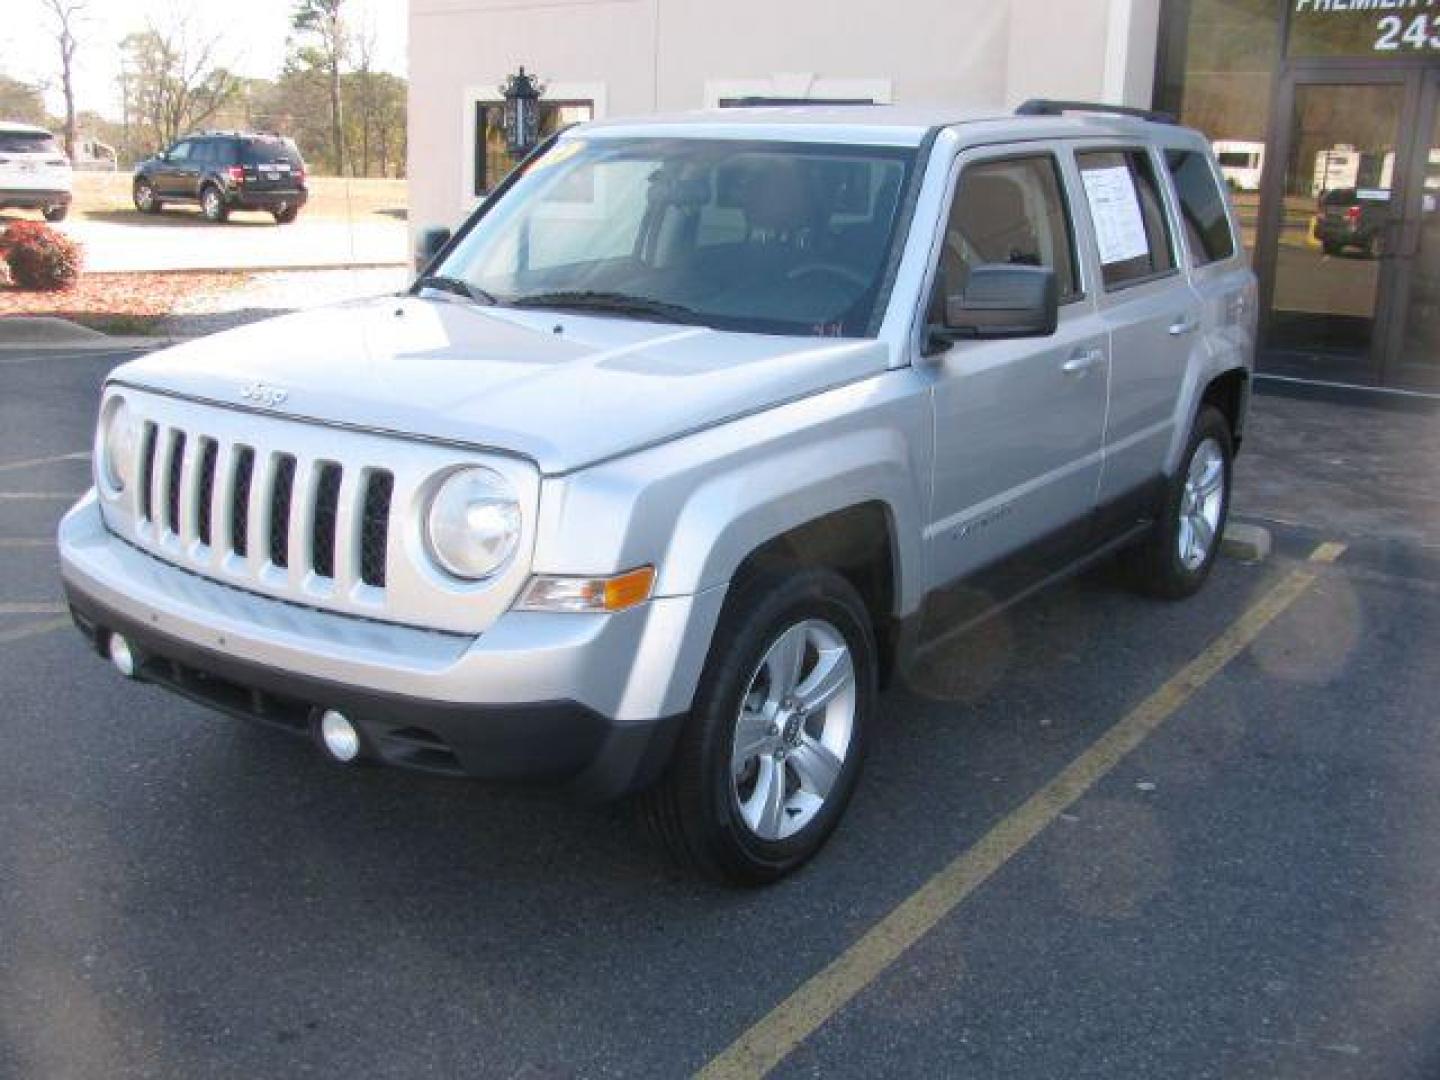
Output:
(317, 709), (362, 764)
(107, 632), (137, 678)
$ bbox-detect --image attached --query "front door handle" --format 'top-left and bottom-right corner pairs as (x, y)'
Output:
(1062, 347), (1105, 375)
(1169, 316), (1200, 336)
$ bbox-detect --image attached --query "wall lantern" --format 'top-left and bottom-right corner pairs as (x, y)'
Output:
(500, 66), (544, 159)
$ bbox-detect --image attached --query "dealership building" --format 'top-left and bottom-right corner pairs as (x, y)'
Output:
(408, 0), (1439, 392)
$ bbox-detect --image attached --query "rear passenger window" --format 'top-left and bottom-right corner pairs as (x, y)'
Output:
(1077, 150), (1175, 289)
(1164, 150), (1235, 265)
(938, 154), (1080, 305)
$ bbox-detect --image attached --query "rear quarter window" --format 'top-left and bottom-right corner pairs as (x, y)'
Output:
(1165, 150), (1236, 265)
(242, 139), (303, 167)
(1076, 149), (1176, 290)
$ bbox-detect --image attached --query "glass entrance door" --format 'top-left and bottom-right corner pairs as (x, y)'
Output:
(1388, 72), (1440, 389)
(1258, 65), (1440, 390)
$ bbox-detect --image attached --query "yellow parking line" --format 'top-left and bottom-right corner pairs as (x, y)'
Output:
(0, 616), (70, 647)
(697, 540), (1347, 1080)
(0, 451), (88, 474)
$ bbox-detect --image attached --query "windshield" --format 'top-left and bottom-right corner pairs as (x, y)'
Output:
(0, 131), (60, 154)
(434, 137), (917, 337)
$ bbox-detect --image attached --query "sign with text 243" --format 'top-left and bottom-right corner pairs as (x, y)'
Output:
(1289, 0), (1440, 57)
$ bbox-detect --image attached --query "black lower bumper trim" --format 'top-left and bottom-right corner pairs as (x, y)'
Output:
(65, 582), (683, 800)
(0, 190), (71, 207)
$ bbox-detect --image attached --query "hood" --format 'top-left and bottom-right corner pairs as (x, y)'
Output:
(110, 295), (892, 475)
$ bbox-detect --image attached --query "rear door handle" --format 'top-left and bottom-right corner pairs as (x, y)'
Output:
(1169, 316), (1200, 336)
(1062, 347), (1105, 375)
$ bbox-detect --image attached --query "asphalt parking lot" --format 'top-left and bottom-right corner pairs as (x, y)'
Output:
(2, 348), (1438, 1079)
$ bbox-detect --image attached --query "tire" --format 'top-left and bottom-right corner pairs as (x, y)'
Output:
(201, 184), (229, 223)
(133, 179), (162, 214)
(272, 203), (300, 224)
(1321, 240), (1341, 256)
(1125, 405), (1233, 600)
(42, 204), (68, 222)
(640, 566), (877, 885)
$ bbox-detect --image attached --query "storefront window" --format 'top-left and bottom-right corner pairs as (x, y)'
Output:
(1155, 0), (1284, 255)
(474, 100), (594, 196)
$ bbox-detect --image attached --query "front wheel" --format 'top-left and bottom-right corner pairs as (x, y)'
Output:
(42, 204), (68, 222)
(1124, 405), (1233, 600)
(201, 184), (229, 223)
(133, 180), (162, 214)
(641, 567), (876, 885)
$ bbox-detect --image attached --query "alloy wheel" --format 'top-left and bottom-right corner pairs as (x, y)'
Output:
(1178, 436), (1225, 571)
(730, 619), (856, 841)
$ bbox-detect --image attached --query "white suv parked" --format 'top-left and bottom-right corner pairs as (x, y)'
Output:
(60, 101), (1255, 884)
(0, 122), (72, 221)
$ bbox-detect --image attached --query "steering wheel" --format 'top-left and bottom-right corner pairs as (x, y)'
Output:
(785, 263), (870, 289)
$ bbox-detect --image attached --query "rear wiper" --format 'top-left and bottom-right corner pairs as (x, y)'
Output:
(508, 290), (701, 325)
(414, 274), (499, 307)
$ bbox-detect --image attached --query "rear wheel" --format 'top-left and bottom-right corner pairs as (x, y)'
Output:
(1125, 405), (1233, 600)
(42, 204), (68, 222)
(641, 566), (876, 885)
(201, 184), (229, 223)
(272, 203), (300, 224)
(133, 179), (162, 214)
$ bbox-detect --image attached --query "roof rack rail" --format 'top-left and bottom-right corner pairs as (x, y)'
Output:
(721, 97), (879, 108)
(1015, 99), (1177, 125)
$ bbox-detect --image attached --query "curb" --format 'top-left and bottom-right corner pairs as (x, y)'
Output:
(0, 316), (167, 351)
(80, 261), (408, 277)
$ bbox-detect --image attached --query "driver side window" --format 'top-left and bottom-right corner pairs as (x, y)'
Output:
(937, 154), (1080, 309)
(168, 141), (192, 162)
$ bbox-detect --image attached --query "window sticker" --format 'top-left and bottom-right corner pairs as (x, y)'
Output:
(1081, 166), (1150, 265)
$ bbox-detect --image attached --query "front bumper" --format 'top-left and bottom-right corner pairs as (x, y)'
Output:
(0, 188), (70, 208)
(60, 494), (724, 799)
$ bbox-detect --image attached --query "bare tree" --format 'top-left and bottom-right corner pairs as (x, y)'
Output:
(37, 0), (86, 161)
(291, 0), (348, 175)
(121, 13), (242, 150)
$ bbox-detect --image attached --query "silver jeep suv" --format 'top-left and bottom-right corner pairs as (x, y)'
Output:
(59, 101), (1255, 884)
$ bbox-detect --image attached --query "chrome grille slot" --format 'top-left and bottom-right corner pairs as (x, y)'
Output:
(196, 439), (218, 546)
(312, 462), (342, 579)
(231, 447), (254, 556)
(99, 388), (539, 635)
(360, 471), (392, 588)
(165, 430), (186, 535)
(269, 454), (297, 568)
(138, 422), (158, 522)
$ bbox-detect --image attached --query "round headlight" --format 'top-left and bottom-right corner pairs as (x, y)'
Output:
(424, 467), (521, 580)
(100, 396), (136, 493)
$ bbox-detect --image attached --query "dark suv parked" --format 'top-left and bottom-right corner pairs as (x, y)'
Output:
(132, 133), (308, 224)
(1315, 187), (1391, 258)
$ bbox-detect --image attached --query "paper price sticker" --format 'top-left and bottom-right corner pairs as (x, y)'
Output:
(1081, 166), (1150, 266)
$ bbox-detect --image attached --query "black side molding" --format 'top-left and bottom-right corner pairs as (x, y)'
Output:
(1016, 99), (1178, 125)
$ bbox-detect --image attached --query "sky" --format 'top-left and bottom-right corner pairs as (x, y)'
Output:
(1, 0), (407, 121)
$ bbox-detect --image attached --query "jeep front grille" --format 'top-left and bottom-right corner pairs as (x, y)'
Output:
(102, 388), (539, 636)
(136, 419), (395, 589)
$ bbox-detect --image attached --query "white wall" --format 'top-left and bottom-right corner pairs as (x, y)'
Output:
(407, 0), (1161, 233)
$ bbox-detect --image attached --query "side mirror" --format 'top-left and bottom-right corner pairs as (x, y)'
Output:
(928, 264), (1058, 350)
(414, 225), (452, 273)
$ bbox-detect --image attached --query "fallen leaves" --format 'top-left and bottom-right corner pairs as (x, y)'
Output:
(0, 271), (253, 331)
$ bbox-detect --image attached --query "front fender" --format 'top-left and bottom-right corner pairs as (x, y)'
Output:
(532, 371), (931, 717)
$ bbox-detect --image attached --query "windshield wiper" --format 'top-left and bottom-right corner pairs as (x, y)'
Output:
(414, 274), (499, 307)
(508, 290), (701, 325)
